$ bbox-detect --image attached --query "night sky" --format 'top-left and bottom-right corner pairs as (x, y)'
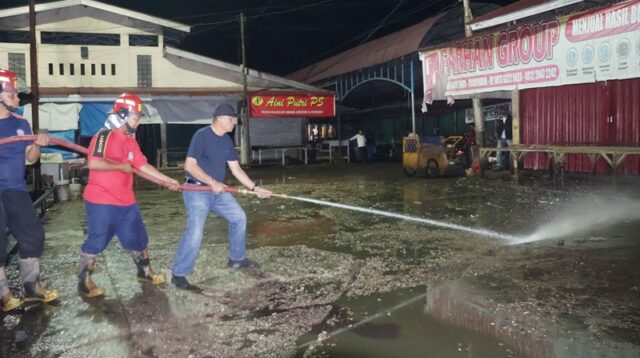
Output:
(2, 0), (514, 76)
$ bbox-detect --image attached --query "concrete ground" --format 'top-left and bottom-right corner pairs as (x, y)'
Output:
(1, 162), (639, 357)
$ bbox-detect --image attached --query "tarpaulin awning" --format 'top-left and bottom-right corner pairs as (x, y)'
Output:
(151, 96), (241, 124)
(22, 103), (81, 131)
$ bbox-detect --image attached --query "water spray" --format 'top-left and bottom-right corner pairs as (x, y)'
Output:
(271, 193), (519, 242)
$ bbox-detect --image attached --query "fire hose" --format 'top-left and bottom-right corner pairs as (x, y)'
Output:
(1, 135), (286, 267)
(0, 135), (276, 196)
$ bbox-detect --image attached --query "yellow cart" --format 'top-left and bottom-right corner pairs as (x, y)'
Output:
(402, 135), (464, 178)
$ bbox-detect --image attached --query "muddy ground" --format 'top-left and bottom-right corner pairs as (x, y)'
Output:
(1, 163), (639, 357)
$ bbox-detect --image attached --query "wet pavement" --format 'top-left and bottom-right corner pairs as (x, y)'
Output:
(2, 162), (640, 357)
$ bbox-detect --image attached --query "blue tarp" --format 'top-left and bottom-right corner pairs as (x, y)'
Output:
(79, 102), (111, 136)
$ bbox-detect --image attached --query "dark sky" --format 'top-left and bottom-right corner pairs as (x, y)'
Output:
(3, 0), (514, 76)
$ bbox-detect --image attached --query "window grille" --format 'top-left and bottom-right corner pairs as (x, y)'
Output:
(137, 55), (152, 87)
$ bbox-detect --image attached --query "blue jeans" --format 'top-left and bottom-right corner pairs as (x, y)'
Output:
(172, 191), (247, 277)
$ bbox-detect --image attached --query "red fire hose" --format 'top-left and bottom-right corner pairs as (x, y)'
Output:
(0, 135), (248, 194)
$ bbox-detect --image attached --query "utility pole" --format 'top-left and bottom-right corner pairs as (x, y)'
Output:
(462, 0), (485, 147)
(29, 0), (42, 191)
(239, 12), (251, 165)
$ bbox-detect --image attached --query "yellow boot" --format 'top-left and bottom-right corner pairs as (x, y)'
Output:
(23, 281), (60, 303)
(1, 290), (22, 312)
(133, 249), (166, 285)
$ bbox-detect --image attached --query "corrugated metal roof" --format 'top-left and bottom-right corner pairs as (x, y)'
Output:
(287, 13), (445, 84)
(0, 0), (190, 33)
(164, 47), (326, 93)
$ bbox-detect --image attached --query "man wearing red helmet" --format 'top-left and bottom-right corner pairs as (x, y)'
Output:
(0, 69), (59, 312)
(77, 93), (180, 298)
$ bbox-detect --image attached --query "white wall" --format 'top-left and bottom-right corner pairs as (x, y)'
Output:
(0, 16), (239, 89)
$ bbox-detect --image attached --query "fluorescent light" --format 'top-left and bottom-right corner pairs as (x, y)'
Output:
(471, 0), (584, 31)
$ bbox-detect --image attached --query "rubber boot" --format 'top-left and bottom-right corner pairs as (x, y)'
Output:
(132, 249), (166, 285)
(0, 269), (22, 312)
(77, 253), (105, 298)
(20, 258), (60, 303)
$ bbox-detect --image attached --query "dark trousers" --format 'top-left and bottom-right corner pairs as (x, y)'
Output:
(0, 190), (45, 262)
(356, 147), (368, 163)
(81, 201), (149, 254)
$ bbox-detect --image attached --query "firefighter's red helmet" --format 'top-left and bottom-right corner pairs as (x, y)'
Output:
(112, 93), (144, 117)
(0, 69), (18, 93)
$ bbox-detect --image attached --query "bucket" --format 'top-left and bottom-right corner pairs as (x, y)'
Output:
(56, 180), (70, 202)
(69, 179), (82, 200)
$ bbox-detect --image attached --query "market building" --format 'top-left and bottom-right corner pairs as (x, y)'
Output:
(0, 0), (331, 170)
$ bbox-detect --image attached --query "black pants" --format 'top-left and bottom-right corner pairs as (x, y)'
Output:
(356, 147), (368, 163)
(0, 190), (45, 262)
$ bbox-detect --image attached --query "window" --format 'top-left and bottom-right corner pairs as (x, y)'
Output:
(91, 64), (96, 75)
(101, 64), (106, 75)
(59, 63), (64, 75)
(80, 64), (85, 75)
(48, 63), (54, 75)
(0, 30), (29, 44)
(137, 55), (152, 87)
(111, 64), (116, 76)
(69, 63), (75, 76)
(8, 53), (26, 87)
(80, 46), (88, 59)
(129, 34), (158, 47)
(41, 31), (120, 46)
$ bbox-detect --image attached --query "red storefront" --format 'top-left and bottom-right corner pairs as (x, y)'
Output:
(421, 0), (640, 175)
(521, 78), (640, 174)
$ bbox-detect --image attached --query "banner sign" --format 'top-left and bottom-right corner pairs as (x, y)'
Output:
(249, 93), (335, 118)
(420, 0), (640, 104)
(464, 102), (511, 123)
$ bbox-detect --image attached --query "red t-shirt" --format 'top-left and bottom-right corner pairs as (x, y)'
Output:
(83, 129), (147, 206)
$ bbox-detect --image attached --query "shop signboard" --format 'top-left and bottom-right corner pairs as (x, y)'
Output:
(420, 0), (640, 104)
(464, 102), (512, 123)
(249, 93), (335, 118)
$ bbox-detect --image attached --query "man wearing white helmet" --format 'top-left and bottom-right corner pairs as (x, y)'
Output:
(0, 69), (59, 312)
(77, 93), (180, 298)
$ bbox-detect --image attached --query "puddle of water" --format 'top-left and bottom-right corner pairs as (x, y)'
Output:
(296, 287), (521, 358)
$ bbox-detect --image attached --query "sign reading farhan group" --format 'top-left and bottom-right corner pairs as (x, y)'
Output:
(249, 93), (335, 118)
(420, 0), (640, 105)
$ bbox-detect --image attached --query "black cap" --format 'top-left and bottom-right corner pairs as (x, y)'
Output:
(213, 103), (237, 118)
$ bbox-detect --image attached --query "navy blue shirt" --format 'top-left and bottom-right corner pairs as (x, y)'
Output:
(185, 126), (238, 183)
(0, 114), (32, 191)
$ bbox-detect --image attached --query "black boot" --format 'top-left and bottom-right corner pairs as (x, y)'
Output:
(77, 254), (105, 298)
(132, 249), (166, 285)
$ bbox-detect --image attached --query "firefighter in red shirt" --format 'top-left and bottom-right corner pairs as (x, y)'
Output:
(77, 93), (180, 298)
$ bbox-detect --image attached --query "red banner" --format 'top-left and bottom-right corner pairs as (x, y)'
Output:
(249, 93), (335, 118)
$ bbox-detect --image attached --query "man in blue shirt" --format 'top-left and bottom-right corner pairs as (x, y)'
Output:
(171, 103), (272, 289)
(0, 69), (59, 312)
